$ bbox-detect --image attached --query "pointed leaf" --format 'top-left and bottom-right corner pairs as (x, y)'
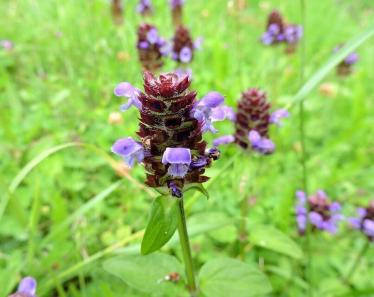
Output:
(141, 196), (178, 255)
(249, 225), (303, 260)
(199, 258), (272, 297)
(103, 253), (184, 296)
(183, 183), (209, 199)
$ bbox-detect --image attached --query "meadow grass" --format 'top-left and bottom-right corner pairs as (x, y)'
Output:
(1, 0), (374, 296)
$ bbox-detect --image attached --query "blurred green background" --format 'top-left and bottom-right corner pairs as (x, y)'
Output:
(1, 0), (373, 296)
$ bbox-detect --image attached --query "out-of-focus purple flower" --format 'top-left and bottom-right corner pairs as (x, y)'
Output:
(9, 277), (37, 297)
(192, 92), (226, 133)
(114, 82), (142, 111)
(146, 28), (159, 44)
(111, 137), (144, 167)
(174, 67), (192, 78)
(270, 109), (289, 126)
(194, 37), (204, 50)
(345, 52), (359, 65)
(137, 0), (153, 16)
(179, 46), (192, 63)
(284, 25), (303, 44)
(162, 147), (191, 178)
(348, 202), (374, 241)
(1, 40), (13, 51)
(295, 190), (343, 235)
(213, 135), (235, 147)
(248, 130), (275, 155)
(334, 44), (359, 76)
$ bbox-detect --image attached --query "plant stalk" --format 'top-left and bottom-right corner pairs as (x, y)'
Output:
(343, 241), (370, 285)
(176, 198), (198, 296)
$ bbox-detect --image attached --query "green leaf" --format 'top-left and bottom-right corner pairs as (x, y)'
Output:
(288, 25), (374, 108)
(249, 225), (303, 260)
(199, 258), (272, 297)
(141, 196), (178, 255)
(103, 253), (184, 296)
(183, 183), (209, 199)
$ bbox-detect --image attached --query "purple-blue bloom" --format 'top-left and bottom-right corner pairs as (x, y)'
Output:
(136, 0), (153, 15)
(162, 147), (191, 178)
(146, 28), (159, 44)
(284, 25), (303, 44)
(213, 135), (235, 147)
(348, 202), (374, 241)
(9, 277), (37, 297)
(344, 52), (359, 65)
(248, 130), (275, 154)
(179, 46), (192, 63)
(114, 82), (142, 111)
(270, 109), (289, 125)
(111, 137), (144, 167)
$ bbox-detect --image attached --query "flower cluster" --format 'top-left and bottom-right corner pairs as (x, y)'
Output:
(295, 190), (343, 235)
(171, 25), (202, 64)
(261, 10), (303, 51)
(334, 45), (359, 76)
(169, 0), (184, 27)
(348, 201), (374, 241)
(111, 72), (226, 197)
(9, 277), (37, 297)
(137, 24), (169, 72)
(111, 0), (123, 26)
(213, 88), (288, 155)
(137, 0), (153, 16)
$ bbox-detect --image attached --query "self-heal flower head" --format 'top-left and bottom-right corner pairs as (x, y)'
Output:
(162, 148), (191, 178)
(111, 72), (221, 197)
(9, 277), (37, 297)
(295, 190), (343, 235)
(137, 0), (153, 16)
(348, 201), (374, 242)
(261, 10), (285, 46)
(334, 44), (359, 76)
(172, 26), (198, 64)
(111, 137), (144, 167)
(114, 82), (142, 110)
(137, 24), (167, 72)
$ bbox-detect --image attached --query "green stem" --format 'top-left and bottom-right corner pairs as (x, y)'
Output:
(176, 198), (198, 296)
(343, 241), (370, 285)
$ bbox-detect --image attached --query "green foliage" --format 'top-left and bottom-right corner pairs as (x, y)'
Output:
(141, 196), (179, 255)
(199, 258), (272, 297)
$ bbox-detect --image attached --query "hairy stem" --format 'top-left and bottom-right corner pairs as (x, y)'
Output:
(177, 198), (198, 296)
(343, 241), (370, 285)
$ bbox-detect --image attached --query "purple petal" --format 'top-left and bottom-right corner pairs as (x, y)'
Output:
(363, 219), (374, 237)
(309, 212), (323, 228)
(270, 109), (289, 125)
(146, 28), (159, 44)
(179, 46), (192, 63)
(345, 52), (359, 65)
(297, 214), (307, 231)
(211, 106), (235, 122)
(248, 130), (261, 144)
(261, 32), (273, 45)
(296, 205), (307, 216)
(348, 217), (361, 229)
(316, 190), (328, 201)
(296, 191), (307, 204)
(194, 37), (204, 50)
(162, 147), (191, 165)
(329, 202), (341, 213)
(213, 135), (235, 147)
(17, 277), (37, 295)
(168, 164), (190, 178)
(357, 208), (367, 218)
(199, 92), (224, 108)
(322, 220), (338, 234)
(268, 24), (280, 35)
(111, 137), (144, 167)
(138, 41), (149, 49)
(114, 82), (137, 97)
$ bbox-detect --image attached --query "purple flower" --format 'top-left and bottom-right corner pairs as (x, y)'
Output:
(194, 37), (204, 50)
(1, 39), (13, 51)
(136, 0), (153, 15)
(138, 41), (149, 49)
(162, 147), (191, 178)
(248, 130), (275, 154)
(213, 135), (235, 147)
(10, 277), (37, 297)
(146, 28), (159, 44)
(348, 217), (361, 229)
(192, 92), (226, 133)
(296, 213), (307, 232)
(284, 25), (303, 44)
(270, 109), (289, 125)
(261, 32), (274, 45)
(169, 0), (184, 9)
(363, 219), (374, 237)
(329, 202), (341, 212)
(309, 211), (324, 229)
(114, 82), (142, 111)
(179, 46), (192, 63)
(296, 191), (307, 204)
(160, 42), (172, 56)
(111, 137), (144, 167)
(345, 52), (359, 65)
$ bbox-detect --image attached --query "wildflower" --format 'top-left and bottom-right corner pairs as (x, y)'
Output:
(1, 40), (13, 51)
(111, 72), (224, 197)
(137, 24), (168, 72)
(334, 45), (359, 76)
(9, 277), (37, 297)
(137, 0), (153, 16)
(348, 201), (374, 241)
(114, 82), (142, 111)
(172, 26), (201, 64)
(169, 0), (184, 27)
(295, 190), (344, 235)
(111, 0), (123, 26)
